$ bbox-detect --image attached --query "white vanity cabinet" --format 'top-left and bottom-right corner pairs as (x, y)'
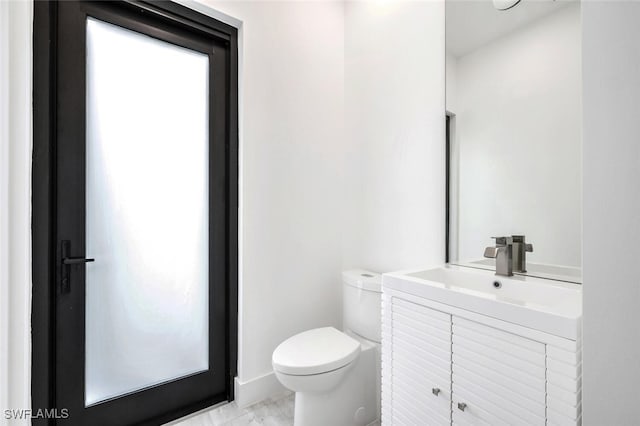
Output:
(381, 289), (582, 426)
(382, 296), (452, 424)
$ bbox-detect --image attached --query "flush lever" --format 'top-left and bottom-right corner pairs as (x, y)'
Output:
(60, 240), (94, 293)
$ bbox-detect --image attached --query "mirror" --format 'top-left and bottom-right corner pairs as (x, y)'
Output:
(446, 0), (582, 283)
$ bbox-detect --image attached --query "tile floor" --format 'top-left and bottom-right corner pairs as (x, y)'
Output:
(168, 392), (295, 426)
(168, 392), (382, 426)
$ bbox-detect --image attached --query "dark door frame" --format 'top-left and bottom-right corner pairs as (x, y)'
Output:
(32, 1), (238, 424)
(445, 114), (451, 264)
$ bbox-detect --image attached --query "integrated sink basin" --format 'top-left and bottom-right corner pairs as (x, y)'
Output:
(383, 264), (582, 340)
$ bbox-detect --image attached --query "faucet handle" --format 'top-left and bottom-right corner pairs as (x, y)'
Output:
(511, 235), (533, 252)
(484, 246), (499, 258)
(491, 236), (513, 246)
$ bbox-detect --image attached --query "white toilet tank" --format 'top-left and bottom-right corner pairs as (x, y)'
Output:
(342, 270), (382, 343)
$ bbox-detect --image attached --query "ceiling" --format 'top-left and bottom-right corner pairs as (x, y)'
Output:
(446, 0), (577, 58)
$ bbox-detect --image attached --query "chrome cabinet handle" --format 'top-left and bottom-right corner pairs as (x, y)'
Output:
(457, 402), (467, 412)
(432, 388), (440, 396)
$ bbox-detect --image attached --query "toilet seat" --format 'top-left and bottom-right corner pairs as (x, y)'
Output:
(272, 327), (360, 376)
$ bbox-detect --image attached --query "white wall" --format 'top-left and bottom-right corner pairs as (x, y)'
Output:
(196, 0), (446, 406)
(198, 0), (347, 405)
(452, 4), (582, 267)
(446, 52), (457, 113)
(0, 0), (33, 424)
(343, 0), (446, 274)
(0, 1), (9, 415)
(582, 2), (640, 424)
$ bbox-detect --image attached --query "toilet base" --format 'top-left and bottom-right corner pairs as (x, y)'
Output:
(293, 340), (379, 426)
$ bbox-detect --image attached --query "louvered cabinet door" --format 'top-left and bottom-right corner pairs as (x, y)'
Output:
(546, 341), (582, 426)
(451, 317), (546, 426)
(382, 295), (452, 425)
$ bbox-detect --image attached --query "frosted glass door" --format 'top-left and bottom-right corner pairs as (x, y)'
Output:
(85, 18), (209, 406)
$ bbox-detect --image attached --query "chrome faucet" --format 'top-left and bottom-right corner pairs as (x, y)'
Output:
(511, 235), (533, 273)
(484, 235), (534, 276)
(484, 236), (513, 277)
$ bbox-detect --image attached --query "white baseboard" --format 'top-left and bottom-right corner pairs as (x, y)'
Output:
(234, 371), (287, 408)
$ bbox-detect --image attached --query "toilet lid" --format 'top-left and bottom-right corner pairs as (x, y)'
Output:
(272, 327), (360, 376)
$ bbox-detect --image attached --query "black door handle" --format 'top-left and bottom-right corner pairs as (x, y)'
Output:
(60, 240), (94, 293)
(63, 257), (95, 265)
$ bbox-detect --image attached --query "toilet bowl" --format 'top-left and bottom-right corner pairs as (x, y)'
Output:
(272, 270), (381, 426)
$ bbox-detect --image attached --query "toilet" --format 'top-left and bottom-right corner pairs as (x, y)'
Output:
(272, 270), (381, 426)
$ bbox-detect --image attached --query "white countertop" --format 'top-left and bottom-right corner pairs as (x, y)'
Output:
(383, 264), (582, 340)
